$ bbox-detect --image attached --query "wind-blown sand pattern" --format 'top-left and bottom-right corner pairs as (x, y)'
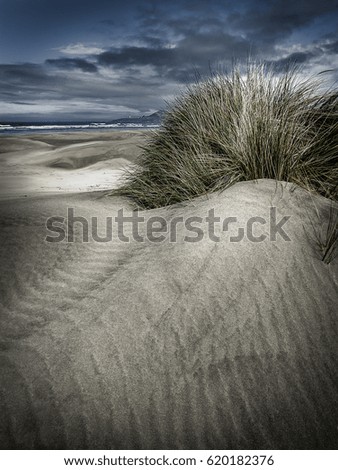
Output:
(0, 133), (337, 451)
(0, 130), (147, 198)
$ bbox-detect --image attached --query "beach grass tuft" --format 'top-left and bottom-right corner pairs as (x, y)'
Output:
(112, 64), (338, 209)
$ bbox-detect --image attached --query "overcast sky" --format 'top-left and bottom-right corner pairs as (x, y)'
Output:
(0, 0), (337, 122)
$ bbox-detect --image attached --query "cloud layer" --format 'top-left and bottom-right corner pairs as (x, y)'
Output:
(0, 0), (337, 121)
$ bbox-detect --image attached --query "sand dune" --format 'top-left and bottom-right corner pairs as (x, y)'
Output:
(0, 137), (53, 154)
(0, 179), (337, 449)
(0, 130), (148, 197)
(47, 142), (123, 169)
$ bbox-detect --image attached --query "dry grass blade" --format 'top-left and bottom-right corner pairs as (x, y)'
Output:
(320, 204), (338, 264)
(111, 63), (338, 209)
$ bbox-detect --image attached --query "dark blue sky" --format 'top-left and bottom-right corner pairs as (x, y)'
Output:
(0, 0), (337, 121)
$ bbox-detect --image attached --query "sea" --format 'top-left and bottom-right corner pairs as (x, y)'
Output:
(0, 122), (160, 135)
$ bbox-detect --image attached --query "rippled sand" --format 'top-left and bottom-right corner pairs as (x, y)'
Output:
(0, 132), (337, 449)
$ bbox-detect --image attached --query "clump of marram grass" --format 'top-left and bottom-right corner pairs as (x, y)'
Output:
(112, 64), (338, 209)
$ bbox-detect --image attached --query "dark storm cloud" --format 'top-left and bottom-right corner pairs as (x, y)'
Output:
(266, 38), (338, 72)
(133, 0), (337, 53)
(96, 30), (254, 81)
(0, 63), (49, 83)
(0, 0), (337, 120)
(46, 58), (98, 73)
(0, 62), (159, 101)
(265, 52), (316, 72)
(137, 4), (227, 41)
(228, 0), (338, 44)
(0, 63), (59, 100)
(177, 31), (254, 64)
(0, 61), (168, 120)
(98, 47), (176, 68)
(323, 40), (338, 54)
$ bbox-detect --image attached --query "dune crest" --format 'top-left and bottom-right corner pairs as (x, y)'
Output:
(0, 180), (337, 449)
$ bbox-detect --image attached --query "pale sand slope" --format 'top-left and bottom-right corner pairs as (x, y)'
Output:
(0, 180), (337, 449)
(0, 130), (148, 198)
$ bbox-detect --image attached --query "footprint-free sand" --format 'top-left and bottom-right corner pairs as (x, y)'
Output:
(0, 131), (337, 449)
(0, 130), (147, 198)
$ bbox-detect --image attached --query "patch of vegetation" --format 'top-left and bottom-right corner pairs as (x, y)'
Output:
(112, 64), (338, 209)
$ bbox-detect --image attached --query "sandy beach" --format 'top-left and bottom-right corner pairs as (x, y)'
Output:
(0, 130), (148, 198)
(0, 131), (337, 449)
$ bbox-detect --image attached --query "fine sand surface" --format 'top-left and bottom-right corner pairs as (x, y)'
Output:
(0, 160), (337, 449)
(0, 130), (148, 198)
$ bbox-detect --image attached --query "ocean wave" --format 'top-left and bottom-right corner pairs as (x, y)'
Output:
(0, 122), (160, 133)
